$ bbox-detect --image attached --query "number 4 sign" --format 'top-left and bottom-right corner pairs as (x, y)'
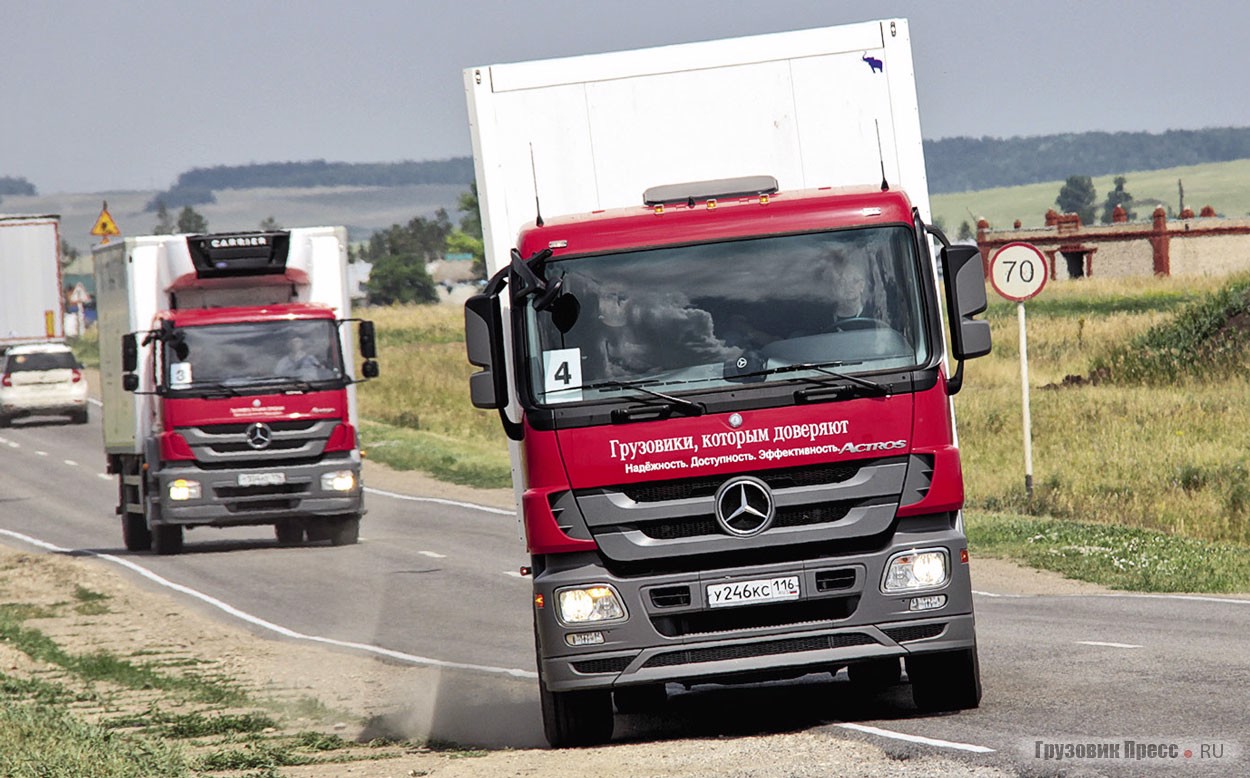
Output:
(989, 242), (1048, 302)
(543, 348), (583, 403)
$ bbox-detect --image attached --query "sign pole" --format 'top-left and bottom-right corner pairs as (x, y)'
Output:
(1017, 302), (1033, 499)
(988, 242), (1048, 501)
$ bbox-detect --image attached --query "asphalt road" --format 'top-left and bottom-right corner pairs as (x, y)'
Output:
(1, 408), (1247, 775)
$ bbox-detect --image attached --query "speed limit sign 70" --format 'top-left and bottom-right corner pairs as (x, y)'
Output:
(989, 242), (1048, 302)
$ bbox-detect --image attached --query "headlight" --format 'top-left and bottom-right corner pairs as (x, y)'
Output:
(556, 585), (627, 624)
(320, 470), (356, 491)
(168, 479), (201, 501)
(882, 548), (949, 593)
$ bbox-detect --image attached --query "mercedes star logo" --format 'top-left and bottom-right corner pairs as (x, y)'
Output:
(245, 422), (273, 450)
(714, 476), (775, 537)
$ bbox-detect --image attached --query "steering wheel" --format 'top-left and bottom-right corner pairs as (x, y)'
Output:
(831, 316), (891, 332)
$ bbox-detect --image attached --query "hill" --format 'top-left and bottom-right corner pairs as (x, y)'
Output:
(7, 184), (466, 258)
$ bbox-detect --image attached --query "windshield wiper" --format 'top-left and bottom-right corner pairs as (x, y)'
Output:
(751, 360), (890, 398)
(177, 382), (241, 398)
(581, 379), (706, 419)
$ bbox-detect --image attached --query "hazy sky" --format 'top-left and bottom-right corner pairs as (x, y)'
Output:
(3, 0), (1247, 193)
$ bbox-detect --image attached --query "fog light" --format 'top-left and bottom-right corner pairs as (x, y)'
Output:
(320, 470), (356, 491)
(168, 479), (201, 501)
(882, 548), (949, 593)
(565, 631), (606, 646)
(909, 594), (947, 611)
(556, 585), (626, 624)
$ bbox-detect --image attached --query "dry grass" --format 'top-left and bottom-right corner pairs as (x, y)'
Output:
(958, 274), (1250, 545)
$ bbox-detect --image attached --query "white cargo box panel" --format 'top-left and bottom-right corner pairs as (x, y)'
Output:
(465, 18), (928, 276)
(0, 214), (63, 345)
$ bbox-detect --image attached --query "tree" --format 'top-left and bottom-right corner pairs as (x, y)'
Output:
(153, 201), (176, 234)
(1056, 176), (1096, 225)
(446, 184), (486, 280)
(259, 216), (281, 230)
(359, 210), (451, 304)
(957, 220), (974, 241)
(59, 239), (80, 272)
(176, 206), (208, 234)
(1100, 176), (1136, 224)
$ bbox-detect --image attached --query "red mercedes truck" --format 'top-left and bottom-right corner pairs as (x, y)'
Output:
(94, 228), (378, 554)
(463, 19), (992, 746)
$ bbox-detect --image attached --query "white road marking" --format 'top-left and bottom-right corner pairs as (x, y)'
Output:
(836, 722), (995, 753)
(504, 570), (527, 579)
(418, 550), (446, 559)
(971, 590), (1026, 598)
(365, 486), (513, 516)
(1076, 640), (1143, 649)
(36, 450), (48, 457)
(0, 527), (537, 681)
(64, 459), (78, 467)
(98, 473), (112, 481)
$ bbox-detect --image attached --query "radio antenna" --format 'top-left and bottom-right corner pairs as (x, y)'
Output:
(530, 144), (544, 227)
(875, 120), (889, 191)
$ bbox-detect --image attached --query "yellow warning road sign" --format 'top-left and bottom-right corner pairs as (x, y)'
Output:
(91, 201), (121, 243)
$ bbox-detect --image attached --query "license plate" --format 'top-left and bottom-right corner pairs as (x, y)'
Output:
(238, 472), (285, 487)
(706, 576), (800, 609)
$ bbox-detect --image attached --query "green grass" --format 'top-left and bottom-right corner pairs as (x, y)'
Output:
(967, 512), (1250, 592)
(932, 158), (1250, 231)
(0, 694), (192, 778)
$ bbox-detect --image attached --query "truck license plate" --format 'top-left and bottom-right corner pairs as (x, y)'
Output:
(238, 472), (285, 487)
(706, 576), (800, 608)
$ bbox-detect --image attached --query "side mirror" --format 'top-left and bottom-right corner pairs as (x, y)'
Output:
(122, 374), (139, 392)
(941, 244), (992, 361)
(122, 333), (138, 373)
(464, 292), (507, 409)
(358, 321), (377, 360)
(361, 360), (380, 379)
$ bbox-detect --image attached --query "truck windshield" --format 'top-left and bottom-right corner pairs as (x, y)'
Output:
(524, 226), (931, 405)
(163, 319), (346, 393)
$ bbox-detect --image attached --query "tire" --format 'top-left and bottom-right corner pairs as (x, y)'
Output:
(275, 520), (305, 545)
(122, 513), (152, 552)
(907, 647), (982, 713)
(848, 657), (902, 690)
(328, 516), (360, 546)
(152, 524), (184, 555)
(0, 414), (10, 429)
(533, 613), (613, 747)
(541, 683), (614, 747)
(613, 684), (667, 714)
(72, 409), (88, 425)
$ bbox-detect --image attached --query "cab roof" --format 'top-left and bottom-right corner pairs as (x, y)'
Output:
(517, 185), (917, 259)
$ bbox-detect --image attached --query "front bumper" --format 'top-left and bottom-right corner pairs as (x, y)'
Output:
(153, 455), (364, 526)
(534, 526), (976, 692)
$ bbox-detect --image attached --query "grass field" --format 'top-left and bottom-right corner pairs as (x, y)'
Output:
(931, 158), (1250, 232)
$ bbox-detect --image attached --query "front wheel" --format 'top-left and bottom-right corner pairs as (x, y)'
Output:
(541, 683), (614, 748)
(122, 513), (152, 552)
(152, 524), (184, 555)
(907, 647), (982, 713)
(328, 516), (360, 546)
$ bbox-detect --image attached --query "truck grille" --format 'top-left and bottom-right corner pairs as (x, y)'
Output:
(650, 596), (859, 638)
(881, 623), (946, 643)
(177, 419), (340, 466)
(571, 656), (634, 675)
(576, 456), (923, 572)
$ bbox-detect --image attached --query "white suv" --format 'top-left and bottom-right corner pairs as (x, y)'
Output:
(0, 343), (89, 426)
